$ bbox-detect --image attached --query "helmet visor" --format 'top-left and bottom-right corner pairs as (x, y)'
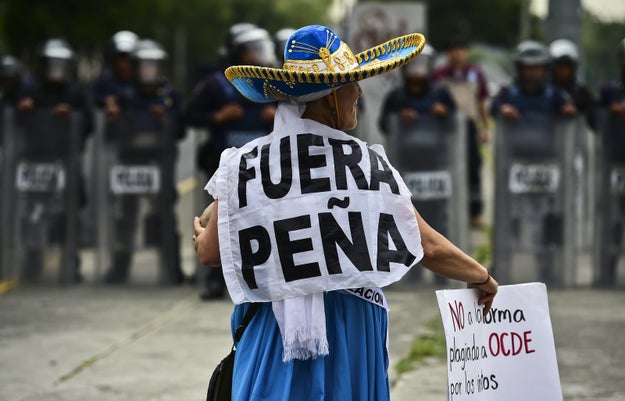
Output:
(46, 58), (70, 83)
(137, 60), (159, 84)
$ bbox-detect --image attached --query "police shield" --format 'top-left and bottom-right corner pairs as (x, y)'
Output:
(93, 110), (177, 284)
(1, 108), (81, 284)
(594, 111), (625, 286)
(388, 112), (469, 283)
(0, 107), (17, 283)
(493, 114), (582, 286)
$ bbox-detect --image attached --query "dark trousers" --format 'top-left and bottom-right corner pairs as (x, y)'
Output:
(467, 119), (484, 218)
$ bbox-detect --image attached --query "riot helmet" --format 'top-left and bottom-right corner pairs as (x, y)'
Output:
(403, 44), (435, 94)
(274, 28), (296, 63)
(108, 30), (139, 80)
(514, 41), (550, 90)
(39, 38), (75, 84)
(549, 39), (579, 65)
(230, 27), (277, 67)
(514, 40), (550, 67)
(404, 44), (435, 78)
(133, 39), (167, 85)
(0, 54), (22, 80)
(110, 30), (139, 55)
(218, 23), (257, 62)
(549, 39), (579, 87)
(0, 54), (22, 98)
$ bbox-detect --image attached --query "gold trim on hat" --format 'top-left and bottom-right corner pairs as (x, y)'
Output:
(224, 33), (425, 99)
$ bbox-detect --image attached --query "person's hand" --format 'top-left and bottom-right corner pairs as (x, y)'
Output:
(104, 96), (121, 120)
(261, 105), (276, 123)
(500, 104), (520, 121)
(399, 108), (418, 121)
(468, 275), (499, 316)
(431, 102), (448, 117)
(53, 103), (72, 116)
(480, 127), (490, 143)
(609, 102), (625, 116)
(17, 97), (34, 112)
(215, 103), (244, 124)
(150, 104), (165, 121)
(192, 216), (205, 255)
(561, 103), (577, 117)
(199, 202), (215, 228)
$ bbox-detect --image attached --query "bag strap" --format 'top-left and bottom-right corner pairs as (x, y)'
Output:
(234, 303), (260, 343)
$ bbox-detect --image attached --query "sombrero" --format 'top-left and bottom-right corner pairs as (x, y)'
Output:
(225, 24), (426, 103)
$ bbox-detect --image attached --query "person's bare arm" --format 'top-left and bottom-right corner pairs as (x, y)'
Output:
(415, 208), (498, 313)
(193, 201), (221, 266)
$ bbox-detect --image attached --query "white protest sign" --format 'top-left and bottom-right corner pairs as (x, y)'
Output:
(210, 110), (424, 304)
(436, 283), (562, 401)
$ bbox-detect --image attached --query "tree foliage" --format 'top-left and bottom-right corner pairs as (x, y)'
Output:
(0, 0), (331, 86)
(582, 12), (625, 87)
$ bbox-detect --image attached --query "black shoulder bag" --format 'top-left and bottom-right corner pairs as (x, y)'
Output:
(206, 303), (260, 401)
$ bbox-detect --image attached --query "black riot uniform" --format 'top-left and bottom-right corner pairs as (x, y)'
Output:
(183, 24), (277, 299)
(92, 31), (139, 116)
(103, 39), (185, 284)
(491, 41), (573, 119)
(15, 39), (92, 282)
(0, 55), (26, 108)
(549, 39), (597, 129)
(379, 44), (456, 135)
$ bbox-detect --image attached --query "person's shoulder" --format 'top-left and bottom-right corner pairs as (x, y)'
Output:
(431, 65), (451, 79)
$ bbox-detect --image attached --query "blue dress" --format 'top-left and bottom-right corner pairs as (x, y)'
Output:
(230, 291), (390, 401)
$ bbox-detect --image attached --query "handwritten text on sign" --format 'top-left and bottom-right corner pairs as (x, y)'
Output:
(436, 283), (562, 401)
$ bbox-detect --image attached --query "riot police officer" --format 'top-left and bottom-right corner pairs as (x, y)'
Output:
(0, 55), (26, 108)
(274, 28), (295, 63)
(103, 39), (185, 284)
(549, 39), (596, 129)
(379, 44), (455, 135)
(600, 38), (625, 116)
(183, 24), (277, 299)
(596, 37), (625, 285)
(92, 30), (139, 120)
(16, 39), (92, 282)
(491, 41), (576, 119)
(18, 39), (93, 138)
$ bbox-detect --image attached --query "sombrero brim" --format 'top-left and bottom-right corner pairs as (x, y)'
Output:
(225, 33), (426, 103)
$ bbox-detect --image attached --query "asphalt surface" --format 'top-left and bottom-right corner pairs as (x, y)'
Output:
(1, 285), (625, 400)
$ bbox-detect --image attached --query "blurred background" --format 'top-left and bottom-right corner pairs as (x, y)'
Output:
(1, 1), (625, 401)
(0, 0), (623, 90)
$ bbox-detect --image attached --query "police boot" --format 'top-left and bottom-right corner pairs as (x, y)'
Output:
(104, 251), (132, 284)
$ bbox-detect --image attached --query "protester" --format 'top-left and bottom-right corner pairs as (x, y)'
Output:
(432, 36), (489, 229)
(193, 25), (498, 401)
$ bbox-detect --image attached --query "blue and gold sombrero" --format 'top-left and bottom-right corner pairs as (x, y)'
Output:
(225, 24), (426, 103)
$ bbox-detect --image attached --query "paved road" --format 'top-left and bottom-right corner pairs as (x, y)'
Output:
(1, 286), (624, 400)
